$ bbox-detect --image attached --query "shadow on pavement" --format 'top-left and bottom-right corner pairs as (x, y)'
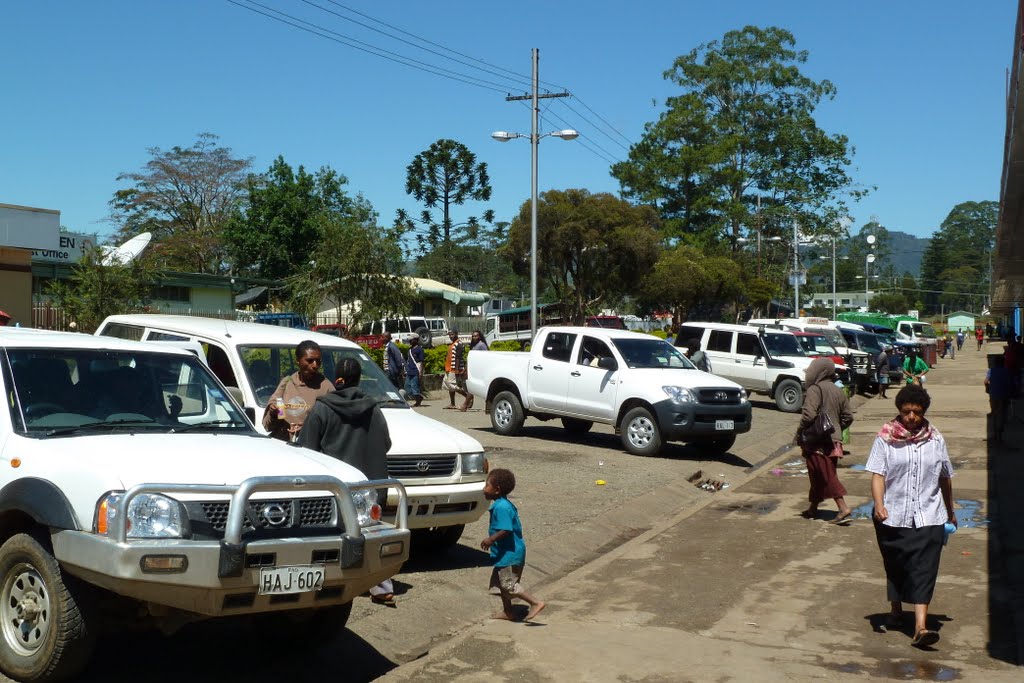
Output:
(403, 542), (491, 572)
(78, 617), (396, 682)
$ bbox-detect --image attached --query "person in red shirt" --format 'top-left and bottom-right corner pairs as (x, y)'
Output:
(976, 327), (984, 351)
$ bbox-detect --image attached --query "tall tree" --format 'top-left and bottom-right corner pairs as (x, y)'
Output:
(503, 189), (661, 324)
(919, 200), (997, 313)
(224, 157), (362, 280)
(640, 245), (744, 324)
(612, 26), (866, 246)
(109, 133), (251, 274)
(46, 245), (154, 333)
(401, 138), (492, 284)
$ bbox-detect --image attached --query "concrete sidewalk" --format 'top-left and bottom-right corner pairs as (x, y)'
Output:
(380, 342), (1024, 682)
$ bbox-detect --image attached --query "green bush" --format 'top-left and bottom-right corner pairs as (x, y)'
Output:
(423, 346), (449, 375)
(489, 340), (525, 352)
(648, 329), (668, 339)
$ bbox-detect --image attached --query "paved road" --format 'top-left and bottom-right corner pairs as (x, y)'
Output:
(63, 385), (814, 681)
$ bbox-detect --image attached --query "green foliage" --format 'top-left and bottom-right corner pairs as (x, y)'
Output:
(400, 138), (492, 284)
(287, 213), (414, 326)
(639, 244), (743, 323)
(611, 26), (866, 246)
(423, 346), (449, 375)
(919, 201), (996, 313)
(504, 189), (661, 324)
(489, 340), (524, 352)
(224, 157), (366, 280)
(869, 291), (910, 314)
(46, 245), (155, 333)
(648, 329), (668, 339)
(109, 133), (251, 274)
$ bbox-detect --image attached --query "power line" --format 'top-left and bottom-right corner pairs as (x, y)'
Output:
(227, 0), (511, 93)
(559, 97), (632, 152)
(543, 107), (621, 165)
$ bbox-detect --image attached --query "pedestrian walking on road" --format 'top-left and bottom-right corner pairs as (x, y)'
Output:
(471, 330), (489, 351)
(404, 336), (425, 407)
(442, 329), (471, 411)
(867, 383), (955, 649)
(876, 346), (891, 399)
(383, 332), (405, 390)
(956, 329), (965, 351)
(976, 327), (984, 351)
(299, 358), (396, 606)
(796, 357), (854, 524)
(985, 354), (1014, 444)
(480, 468), (545, 622)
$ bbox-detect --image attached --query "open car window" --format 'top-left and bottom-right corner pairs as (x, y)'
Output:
(6, 348), (251, 437)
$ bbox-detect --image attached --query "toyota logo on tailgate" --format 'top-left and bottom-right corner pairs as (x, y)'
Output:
(416, 461), (430, 472)
(261, 503), (289, 526)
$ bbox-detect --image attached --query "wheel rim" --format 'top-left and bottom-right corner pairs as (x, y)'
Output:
(627, 415), (654, 448)
(2, 562), (52, 656)
(493, 399), (512, 429)
(782, 386), (800, 407)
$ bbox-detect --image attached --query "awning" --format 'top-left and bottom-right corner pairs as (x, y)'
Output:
(235, 286), (268, 307)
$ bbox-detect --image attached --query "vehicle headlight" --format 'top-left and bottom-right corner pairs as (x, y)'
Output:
(351, 488), (381, 527)
(462, 452), (488, 474)
(662, 386), (695, 404)
(739, 389), (748, 401)
(96, 492), (185, 539)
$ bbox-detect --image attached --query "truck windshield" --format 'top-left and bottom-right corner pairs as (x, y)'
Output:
(238, 345), (405, 407)
(7, 348), (251, 436)
(797, 335), (838, 356)
(913, 323), (938, 339)
(806, 326), (846, 349)
(610, 338), (694, 369)
(762, 333), (806, 358)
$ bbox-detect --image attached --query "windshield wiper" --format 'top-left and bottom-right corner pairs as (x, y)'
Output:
(169, 419), (247, 433)
(45, 417), (159, 437)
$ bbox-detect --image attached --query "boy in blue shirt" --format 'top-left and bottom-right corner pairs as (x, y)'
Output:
(480, 468), (546, 621)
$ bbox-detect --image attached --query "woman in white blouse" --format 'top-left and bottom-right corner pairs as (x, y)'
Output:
(867, 383), (956, 649)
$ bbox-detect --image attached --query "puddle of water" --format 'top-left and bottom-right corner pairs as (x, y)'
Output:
(848, 499), (988, 528)
(824, 660), (960, 681)
(954, 499), (989, 528)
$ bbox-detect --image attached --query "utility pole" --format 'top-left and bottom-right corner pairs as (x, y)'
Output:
(505, 50), (571, 340)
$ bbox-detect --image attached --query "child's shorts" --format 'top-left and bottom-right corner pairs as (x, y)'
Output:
(879, 375), (889, 385)
(489, 565), (524, 596)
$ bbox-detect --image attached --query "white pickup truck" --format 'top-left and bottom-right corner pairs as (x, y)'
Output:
(0, 328), (409, 681)
(466, 327), (752, 456)
(96, 314), (489, 552)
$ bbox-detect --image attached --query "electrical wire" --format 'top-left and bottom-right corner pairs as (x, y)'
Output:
(558, 97), (631, 152)
(227, 0), (511, 93)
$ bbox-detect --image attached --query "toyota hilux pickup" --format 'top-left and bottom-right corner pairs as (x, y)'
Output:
(0, 328), (409, 681)
(466, 327), (751, 456)
(96, 314), (487, 552)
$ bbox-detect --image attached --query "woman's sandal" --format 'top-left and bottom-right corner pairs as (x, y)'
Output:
(371, 593), (396, 606)
(912, 629), (939, 647)
(829, 512), (853, 525)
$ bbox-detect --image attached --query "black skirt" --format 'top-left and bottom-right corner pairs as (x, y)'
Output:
(874, 520), (945, 604)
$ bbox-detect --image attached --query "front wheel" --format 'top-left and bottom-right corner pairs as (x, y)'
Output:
(490, 391), (525, 436)
(415, 327), (432, 347)
(620, 406), (663, 456)
(774, 379), (803, 413)
(0, 533), (96, 682)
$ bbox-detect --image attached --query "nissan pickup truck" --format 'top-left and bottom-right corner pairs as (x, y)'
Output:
(0, 328), (409, 681)
(96, 314), (487, 552)
(466, 327), (752, 456)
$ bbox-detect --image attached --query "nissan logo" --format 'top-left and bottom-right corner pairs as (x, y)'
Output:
(416, 461), (430, 473)
(261, 503), (289, 527)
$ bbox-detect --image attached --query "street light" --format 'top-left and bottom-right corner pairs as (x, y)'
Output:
(736, 234), (782, 278)
(865, 233), (877, 309)
(492, 48), (577, 341)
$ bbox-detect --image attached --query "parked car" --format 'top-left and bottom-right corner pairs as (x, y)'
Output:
(353, 316), (450, 348)
(0, 327), (409, 679)
(674, 322), (813, 412)
(254, 312), (309, 329)
(791, 331), (852, 387)
(96, 314), (486, 550)
(747, 317), (873, 393)
(310, 322), (348, 338)
(466, 326), (752, 456)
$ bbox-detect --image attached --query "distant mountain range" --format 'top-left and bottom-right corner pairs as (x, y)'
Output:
(883, 230), (930, 277)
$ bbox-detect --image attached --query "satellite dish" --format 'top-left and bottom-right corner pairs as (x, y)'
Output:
(101, 232), (152, 266)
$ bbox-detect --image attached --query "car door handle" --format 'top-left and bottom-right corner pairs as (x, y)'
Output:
(570, 371), (581, 377)
(532, 365), (543, 371)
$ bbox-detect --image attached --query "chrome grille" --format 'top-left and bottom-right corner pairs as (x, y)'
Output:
(192, 497), (336, 534)
(387, 454), (457, 477)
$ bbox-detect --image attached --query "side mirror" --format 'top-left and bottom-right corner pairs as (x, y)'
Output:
(598, 356), (617, 371)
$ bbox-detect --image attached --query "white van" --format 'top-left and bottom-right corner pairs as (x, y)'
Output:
(747, 317), (873, 392)
(96, 314), (485, 551)
(673, 322), (812, 412)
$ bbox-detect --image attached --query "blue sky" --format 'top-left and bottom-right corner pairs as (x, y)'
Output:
(1, 1), (1013, 244)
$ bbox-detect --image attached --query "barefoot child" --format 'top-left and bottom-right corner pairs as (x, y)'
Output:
(480, 468), (545, 622)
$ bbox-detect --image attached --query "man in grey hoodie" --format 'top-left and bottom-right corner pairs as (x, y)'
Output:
(299, 357), (396, 604)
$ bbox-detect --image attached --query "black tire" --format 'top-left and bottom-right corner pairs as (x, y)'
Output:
(775, 378), (803, 413)
(0, 533), (96, 682)
(415, 327), (431, 347)
(690, 435), (736, 456)
(411, 524), (465, 553)
(620, 406), (663, 456)
(490, 391), (525, 436)
(561, 417), (593, 436)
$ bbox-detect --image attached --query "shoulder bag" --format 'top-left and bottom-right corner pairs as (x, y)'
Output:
(801, 385), (835, 445)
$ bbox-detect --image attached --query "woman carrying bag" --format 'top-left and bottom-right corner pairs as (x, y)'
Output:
(796, 357), (855, 524)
